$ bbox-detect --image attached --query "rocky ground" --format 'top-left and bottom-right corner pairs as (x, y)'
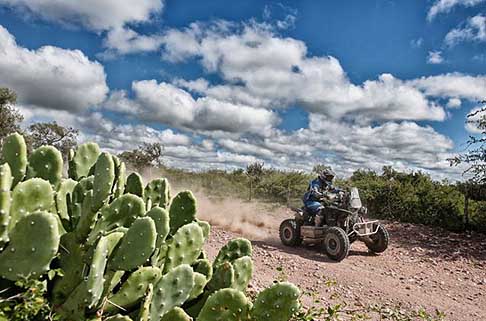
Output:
(199, 200), (486, 321)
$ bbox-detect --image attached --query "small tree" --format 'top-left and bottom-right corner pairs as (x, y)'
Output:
(449, 103), (486, 183)
(119, 142), (164, 171)
(0, 88), (23, 143)
(28, 121), (79, 159)
(246, 162), (264, 201)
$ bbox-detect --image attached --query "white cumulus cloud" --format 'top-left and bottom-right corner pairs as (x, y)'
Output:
(162, 21), (447, 123)
(409, 73), (486, 101)
(427, 51), (444, 64)
(106, 80), (280, 136)
(427, 0), (485, 21)
(0, 25), (108, 112)
(0, 0), (163, 31)
(445, 14), (486, 46)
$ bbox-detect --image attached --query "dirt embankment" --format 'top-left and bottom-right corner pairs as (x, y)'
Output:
(196, 194), (486, 321)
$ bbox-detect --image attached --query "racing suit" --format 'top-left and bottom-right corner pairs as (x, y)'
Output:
(303, 178), (342, 216)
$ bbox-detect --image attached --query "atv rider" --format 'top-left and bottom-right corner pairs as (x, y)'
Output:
(303, 168), (343, 224)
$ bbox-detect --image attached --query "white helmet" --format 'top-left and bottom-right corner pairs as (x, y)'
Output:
(318, 168), (335, 182)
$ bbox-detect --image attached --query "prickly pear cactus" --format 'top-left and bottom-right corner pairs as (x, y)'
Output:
(213, 238), (252, 267)
(68, 142), (100, 180)
(164, 222), (204, 272)
(108, 217), (157, 271)
(125, 172), (144, 197)
(0, 133), (301, 321)
(207, 261), (235, 292)
(144, 178), (170, 209)
(250, 282), (301, 321)
(0, 163), (12, 247)
(160, 307), (192, 321)
(8, 178), (54, 230)
(0, 211), (59, 280)
(146, 206), (170, 248)
(92, 152), (115, 211)
(169, 190), (197, 234)
(112, 155), (126, 199)
(87, 193), (145, 245)
(197, 288), (251, 321)
(105, 266), (161, 313)
(56, 178), (77, 222)
(69, 175), (94, 225)
(232, 256), (253, 291)
(1, 132), (27, 186)
(150, 264), (195, 320)
(26, 145), (63, 186)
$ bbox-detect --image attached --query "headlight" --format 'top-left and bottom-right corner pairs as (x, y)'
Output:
(359, 206), (368, 215)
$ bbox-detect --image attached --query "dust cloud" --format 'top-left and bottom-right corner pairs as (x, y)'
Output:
(141, 170), (295, 241)
(194, 192), (285, 240)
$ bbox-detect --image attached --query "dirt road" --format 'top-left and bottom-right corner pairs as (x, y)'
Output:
(197, 196), (486, 321)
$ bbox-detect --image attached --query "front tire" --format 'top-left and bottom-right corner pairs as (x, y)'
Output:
(279, 219), (302, 247)
(323, 227), (350, 262)
(365, 224), (389, 253)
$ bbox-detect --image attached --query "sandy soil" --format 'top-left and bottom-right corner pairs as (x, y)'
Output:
(196, 195), (486, 321)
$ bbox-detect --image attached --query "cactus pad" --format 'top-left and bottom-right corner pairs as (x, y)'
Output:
(144, 178), (170, 209)
(197, 288), (251, 321)
(106, 266), (161, 313)
(207, 261), (235, 292)
(74, 190), (98, 242)
(160, 307), (193, 321)
(86, 231), (124, 308)
(147, 206), (170, 248)
(56, 178), (78, 222)
(231, 256), (253, 292)
(169, 190), (197, 234)
(87, 193), (145, 245)
(164, 222), (204, 272)
(68, 142), (101, 180)
(0, 163), (12, 246)
(196, 220), (210, 240)
(9, 178), (54, 230)
(0, 211), (59, 280)
(192, 259), (213, 280)
(92, 152), (115, 211)
(112, 158), (126, 199)
(1, 132), (27, 186)
(150, 264), (195, 320)
(27, 145), (63, 186)
(69, 175), (94, 224)
(108, 216), (157, 271)
(250, 282), (301, 321)
(189, 272), (208, 301)
(213, 238), (252, 267)
(125, 172), (144, 197)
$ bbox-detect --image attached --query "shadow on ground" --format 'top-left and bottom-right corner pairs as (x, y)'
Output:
(252, 238), (377, 264)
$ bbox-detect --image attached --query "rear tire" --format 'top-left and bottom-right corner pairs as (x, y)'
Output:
(323, 227), (350, 262)
(279, 219), (303, 247)
(366, 224), (389, 253)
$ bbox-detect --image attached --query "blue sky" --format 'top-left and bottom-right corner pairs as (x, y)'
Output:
(0, 0), (485, 179)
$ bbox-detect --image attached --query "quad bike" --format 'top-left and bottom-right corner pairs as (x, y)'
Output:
(279, 187), (389, 262)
